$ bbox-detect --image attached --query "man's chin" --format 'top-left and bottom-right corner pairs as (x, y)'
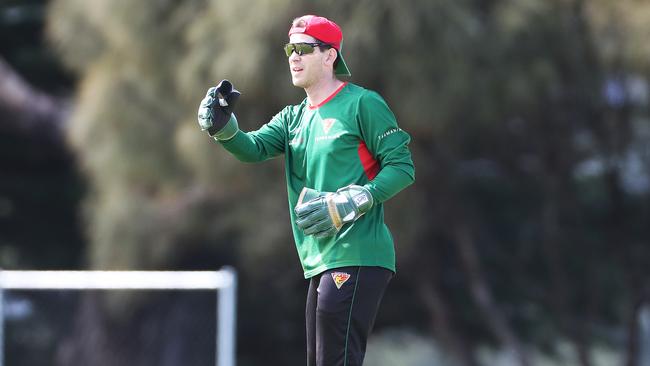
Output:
(291, 76), (306, 88)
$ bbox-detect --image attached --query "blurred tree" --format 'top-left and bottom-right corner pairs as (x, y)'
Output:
(0, 0), (79, 269)
(31, 0), (650, 365)
(0, 2), (84, 363)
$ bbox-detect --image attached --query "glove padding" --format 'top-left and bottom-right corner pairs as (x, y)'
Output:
(294, 185), (374, 238)
(197, 79), (240, 137)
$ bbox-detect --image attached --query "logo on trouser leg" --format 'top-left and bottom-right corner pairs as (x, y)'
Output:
(331, 272), (351, 289)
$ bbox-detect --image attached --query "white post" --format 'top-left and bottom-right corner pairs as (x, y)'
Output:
(0, 287), (4, 366)
(217, 266), (237, 366)
(0, 269), (237, 366)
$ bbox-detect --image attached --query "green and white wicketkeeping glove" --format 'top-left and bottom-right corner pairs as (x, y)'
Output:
(197, 79), (240, 140)
(294, 185), (374, 238)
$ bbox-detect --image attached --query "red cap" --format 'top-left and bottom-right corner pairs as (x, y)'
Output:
(288, 15), (342, 50)
(288, 15), (351, 77)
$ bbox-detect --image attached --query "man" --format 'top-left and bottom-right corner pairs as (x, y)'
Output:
(197, 15), (415, 366)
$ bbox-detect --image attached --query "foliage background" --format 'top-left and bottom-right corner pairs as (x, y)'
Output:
(0, 0), (649, 365)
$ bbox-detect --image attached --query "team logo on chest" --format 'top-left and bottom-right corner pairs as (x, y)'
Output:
(331, 272), (351, 289)
(321, 118), (337, 134)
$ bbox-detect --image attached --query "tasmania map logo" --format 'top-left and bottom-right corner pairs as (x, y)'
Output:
(331, 272), (351, 289)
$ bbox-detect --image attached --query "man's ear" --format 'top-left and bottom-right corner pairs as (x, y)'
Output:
(326, 48), (338, 67)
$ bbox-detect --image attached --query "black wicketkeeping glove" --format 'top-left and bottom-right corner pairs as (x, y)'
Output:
(197, 79), (241, 137)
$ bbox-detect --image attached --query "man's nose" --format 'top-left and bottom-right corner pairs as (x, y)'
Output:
(289, 51), (301, 62)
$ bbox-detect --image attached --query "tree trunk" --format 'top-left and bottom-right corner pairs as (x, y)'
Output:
(623, 297), (643, 366)
(0, 56), (68, 141)
(539, 191), (592, 366)
(453, 222), (531, 366)
(418, 280), (480, 366)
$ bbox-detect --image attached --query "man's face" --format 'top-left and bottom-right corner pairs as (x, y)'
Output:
(287, 33), (329, 89)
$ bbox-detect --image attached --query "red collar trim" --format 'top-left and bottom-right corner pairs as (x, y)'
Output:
(308, 82), (348, 109)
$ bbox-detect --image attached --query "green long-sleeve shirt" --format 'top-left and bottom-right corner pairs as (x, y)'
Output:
(219, 82), (415, 278)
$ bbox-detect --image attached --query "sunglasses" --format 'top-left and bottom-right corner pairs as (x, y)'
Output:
(284, 42), (331, 57)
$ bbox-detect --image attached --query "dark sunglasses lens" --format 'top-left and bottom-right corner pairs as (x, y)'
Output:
(284, 43), (316, 57)
(295, 43), (314, 55)
(284, 44), (294, 57)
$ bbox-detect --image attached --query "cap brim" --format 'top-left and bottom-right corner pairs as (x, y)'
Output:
(335, 55), (351, 77)
(334, 41), (351, 77)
